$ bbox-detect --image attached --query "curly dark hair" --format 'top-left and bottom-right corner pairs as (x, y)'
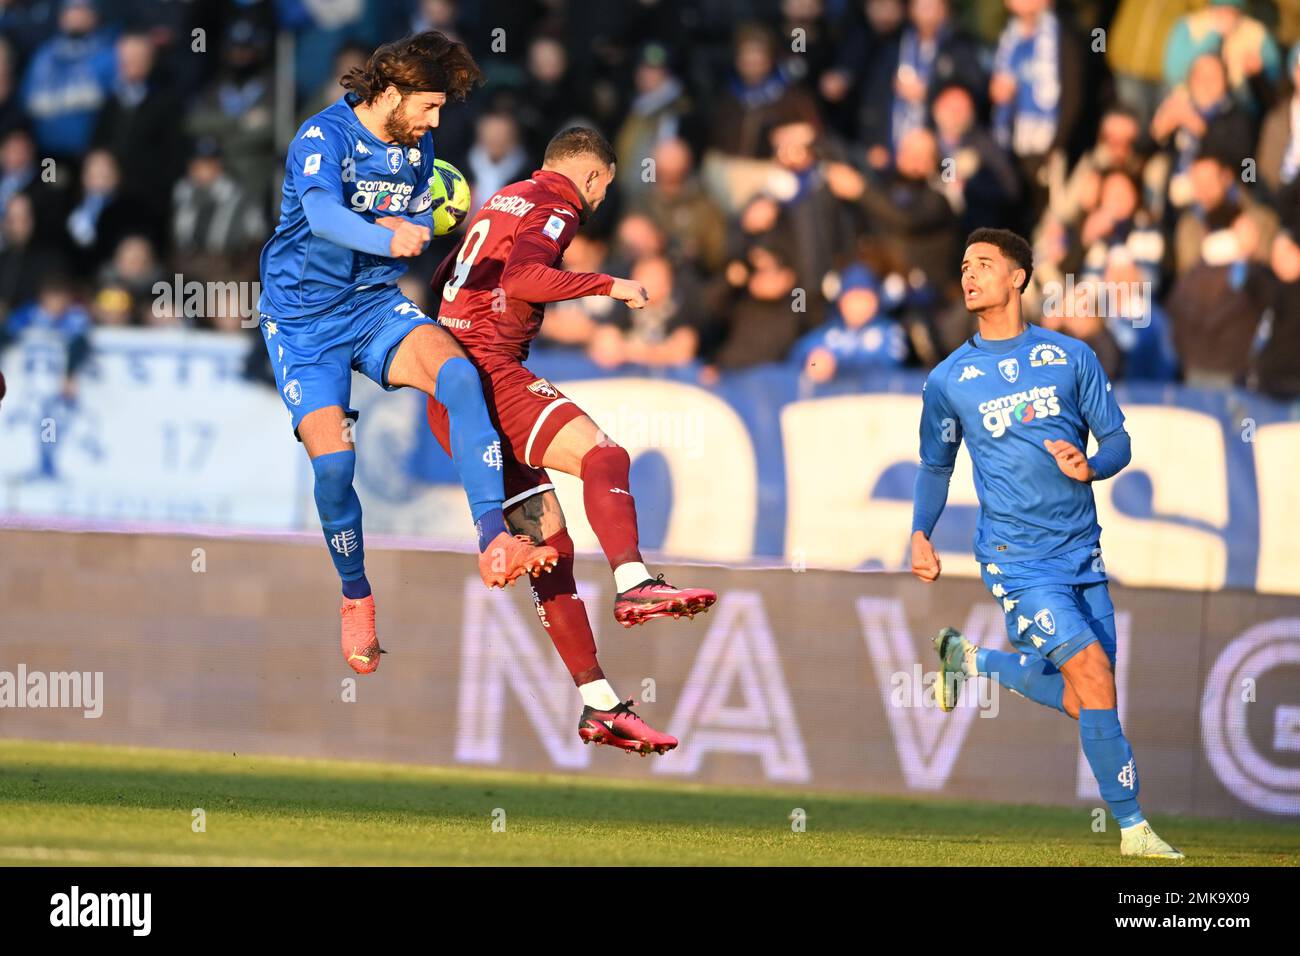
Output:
(341, 31), (483, 104)
(965, 227), (1033, 293)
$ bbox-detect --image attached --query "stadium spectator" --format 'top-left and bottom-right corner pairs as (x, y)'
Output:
(633, 137), (727, 275)
(1150, 53), (1256, 213)
(818, 0), (906, 145)
(539, 232), (618, 350)
(0, 127), (64, 246)
(854, 0), (987, 169)
(588, 255), (704, 369)
(1253, 227), (1300, 398)
(0, 192), (64, 319)
(1173, 151), (1278, 276)
(89, 282), (131, 327)
(1098, 256), (1180, 383)
(19, 0), (116, 161)
(1107, 0), (1199, 128)
(1053, 105), (1145, 228)
(513, 35), (590, 161)
(63, 148), (145, 270)
(0, 37), (25, 138)
(184, 18), (276, 208)
(1076, 170), (1165, 285)
(170, 138), (267, 284)
(2, 270), (91, 396)
(1163, 0), (1281, 114)
(464, 111), (530, 218)
(1166, 222), (1272, 388)
(711, 240), (803, 370)
(96, 234), (162, 313)
(709, 23), (820, 160)
(614, 42), (694, 208)
(989, 0), (1088, 228)
(931, 81), (1021, 235)
(763, 119), (857, 327)
(792, 262), (907, 383)
(1040, 277), (1123, 380)
(825, 127), (960, 295)
(1256, 42), (1300, 198)
(92, 30), (183, 221)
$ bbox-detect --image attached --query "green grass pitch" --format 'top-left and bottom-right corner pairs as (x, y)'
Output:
(0, 739), (1295, 866)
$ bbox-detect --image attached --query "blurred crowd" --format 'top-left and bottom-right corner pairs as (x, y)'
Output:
(2, 0), (1300, 399)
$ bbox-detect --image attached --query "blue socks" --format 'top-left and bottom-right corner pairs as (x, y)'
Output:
(1079, 707), (1145, 828)
(435, 357), (507, 550)
(476, 511), (507, 551)
(976, 648), (1066, 714)
(311, 450), (368, 594)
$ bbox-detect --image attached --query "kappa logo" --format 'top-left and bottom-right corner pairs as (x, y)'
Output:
(958, 364), (984, 382)
(1029, 342), (1068, 367)
(354, 140), (371, 156)
(302, 125), (324, 139)
(997, 357), (1020, 383)
(527, 378), (558, 399)
(386, 146), (403, 174)
(283, 379), (302, 406)
(1034, 608), (1056, 636)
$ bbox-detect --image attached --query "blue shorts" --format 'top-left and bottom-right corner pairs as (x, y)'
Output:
(259, 284), (434, 436)
(980, 545), (1117, 670)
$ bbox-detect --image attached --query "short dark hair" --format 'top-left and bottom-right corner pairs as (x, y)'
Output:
(341, 31), (483, 103)
(543, 126), (617, 168)
(965, 227), (1033, 292)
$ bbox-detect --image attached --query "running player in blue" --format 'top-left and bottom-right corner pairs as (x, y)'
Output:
(910, 228), (1183, 859)
(258, 32), (556, 676)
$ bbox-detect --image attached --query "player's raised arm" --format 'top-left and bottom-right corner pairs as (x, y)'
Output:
(290, 127), (428, 258)
(499, 205), (616, 304)
(911, 374), (961, 582)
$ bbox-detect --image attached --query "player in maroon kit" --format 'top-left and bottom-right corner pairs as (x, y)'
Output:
(425, 127), (717, 754)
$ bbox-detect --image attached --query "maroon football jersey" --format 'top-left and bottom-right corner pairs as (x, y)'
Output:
(431, 169), (613, 363)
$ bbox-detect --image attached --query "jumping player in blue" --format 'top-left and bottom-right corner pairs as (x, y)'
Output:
(910, 228), (1183, 859)
(258, 32), (556, 676)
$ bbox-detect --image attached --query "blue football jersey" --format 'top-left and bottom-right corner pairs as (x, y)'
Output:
(918, 325), (1126, 563)
(258, 93), (437, 316)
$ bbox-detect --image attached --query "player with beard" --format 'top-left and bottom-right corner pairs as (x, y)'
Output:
(258, 32), (556, 677)
(424, 127), (718, 755)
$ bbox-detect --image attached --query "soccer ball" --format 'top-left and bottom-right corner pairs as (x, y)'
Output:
(425, 159), (471, 236)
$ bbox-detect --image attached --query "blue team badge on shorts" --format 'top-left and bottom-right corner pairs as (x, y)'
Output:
(386, 146), (403, 173)
(283, 379), (302, 406)
(998, 357), (1020, 383)
(1033, 608), (1056, 635)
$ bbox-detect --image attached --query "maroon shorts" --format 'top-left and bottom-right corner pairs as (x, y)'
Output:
(426, 358), (586, 510)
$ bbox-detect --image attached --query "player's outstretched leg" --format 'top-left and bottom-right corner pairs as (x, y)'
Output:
(542, 415), (716, 627)
(934, 628), (1067, 714)
(509, 491), (676, 754)
(390, 327), (556, 587)
(301, 408), (383, 675)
